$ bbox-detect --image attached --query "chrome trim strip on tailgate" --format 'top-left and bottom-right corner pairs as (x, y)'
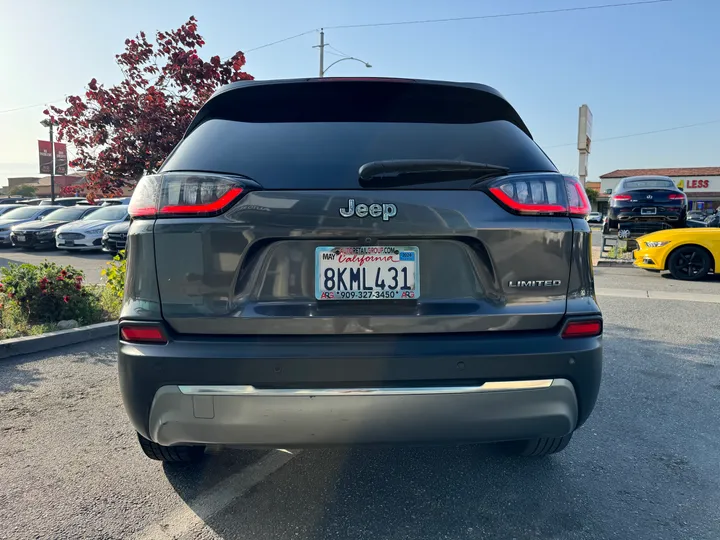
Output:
(177, 379), (554, 396)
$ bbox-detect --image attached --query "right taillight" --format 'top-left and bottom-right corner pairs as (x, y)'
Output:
(487, 173), (567, 215)
(668, 194), (685, 200)
(129, 173), (250, 218)
(561, 319), (603, 338)
(487, 173), (590, 217)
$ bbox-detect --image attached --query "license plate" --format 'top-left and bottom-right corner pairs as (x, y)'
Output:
(641, 207), (656, 215)
(15, 235), (25, 242)
(315, 246), (419, 301)
(65, 240), (75, 247)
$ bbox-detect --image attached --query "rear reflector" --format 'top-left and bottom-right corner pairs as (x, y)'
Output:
(120, 326), (167, 343)
(129, 173), (249, 218)
(561, 319), (602, 338)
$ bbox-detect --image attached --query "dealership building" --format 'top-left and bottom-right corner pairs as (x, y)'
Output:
(597, 167), (720, 214)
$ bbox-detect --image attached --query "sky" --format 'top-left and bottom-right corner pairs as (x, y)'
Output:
(1, 0), (718, 186)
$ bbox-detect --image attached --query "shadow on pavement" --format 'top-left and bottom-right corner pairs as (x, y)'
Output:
(0, 356), (44, 395)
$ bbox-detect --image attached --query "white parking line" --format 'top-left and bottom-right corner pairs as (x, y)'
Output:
(133, 449), (300, 540)
(596, 288), (720, 303)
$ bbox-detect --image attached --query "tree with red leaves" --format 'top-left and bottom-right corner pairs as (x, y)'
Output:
(45, 16), (253, 198)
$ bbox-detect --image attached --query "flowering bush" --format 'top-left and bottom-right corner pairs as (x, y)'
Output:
(0, 262), (103, 326)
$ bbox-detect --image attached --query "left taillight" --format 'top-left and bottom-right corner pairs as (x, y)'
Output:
(120, 325), (167, 344)
(129, 173), (250, 218)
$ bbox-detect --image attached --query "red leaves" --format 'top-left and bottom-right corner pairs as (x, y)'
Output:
(47, 16), (252, 198)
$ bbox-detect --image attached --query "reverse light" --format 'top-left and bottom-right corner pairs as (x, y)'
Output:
(561, 319), (603, 338)
(120, 326), (167, 344)
(645, 241), (671, 248)
(129, 173), (248, 218)
(612, 194), (632, 201)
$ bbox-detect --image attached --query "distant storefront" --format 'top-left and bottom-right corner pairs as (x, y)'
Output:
(598, 167), (720, 214)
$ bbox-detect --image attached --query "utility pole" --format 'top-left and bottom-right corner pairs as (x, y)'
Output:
(314, 29), (326, 77)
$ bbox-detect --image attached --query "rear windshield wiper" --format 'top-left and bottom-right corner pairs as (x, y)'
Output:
(358, 160), (509, 188)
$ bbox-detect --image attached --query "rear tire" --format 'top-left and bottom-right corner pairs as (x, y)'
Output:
(137, 433), (206, 463)
(498, 434), (573, 457)
(667, 246), (711, 281)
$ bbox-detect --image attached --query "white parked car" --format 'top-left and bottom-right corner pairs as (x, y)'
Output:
(585, 212), (603, 224)
(55, 205), (130, 251)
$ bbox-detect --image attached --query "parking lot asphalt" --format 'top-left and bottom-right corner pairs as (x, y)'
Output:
(0, 246), (111, 284)
(1, 267), (719, 540)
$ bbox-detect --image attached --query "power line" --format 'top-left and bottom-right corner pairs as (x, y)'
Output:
(244, 29), (317, 53)
(324, 0), (671, 30)
(0, 98), (66, 115)
(543, 119), (720, 149)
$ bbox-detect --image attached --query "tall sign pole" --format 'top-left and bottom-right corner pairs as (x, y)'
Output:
(49, 122), (56, 203)
(577, 104), (593, 188)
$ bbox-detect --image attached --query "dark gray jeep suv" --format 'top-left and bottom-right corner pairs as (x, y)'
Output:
(119, 78), (602, 463)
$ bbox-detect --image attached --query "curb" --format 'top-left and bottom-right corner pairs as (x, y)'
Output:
(596, 259), (635, 268)
(0, 320), (117, 360)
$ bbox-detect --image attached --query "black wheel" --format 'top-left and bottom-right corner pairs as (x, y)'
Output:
(498, 434), (573, 457)
(137, 433), (206, 463)
(667, 246), (711, 281)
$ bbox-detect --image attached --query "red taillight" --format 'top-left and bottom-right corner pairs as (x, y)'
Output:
(487, 173), (590, 217)
(129, 173), (249, 218)
(668, 193), (685, 200)
(612, 194), (632, 201)
(120, 326), (167, 344)
(564, 176), (591, 217)
(487, 173), (567, 215)
(561, 319), (602, 338)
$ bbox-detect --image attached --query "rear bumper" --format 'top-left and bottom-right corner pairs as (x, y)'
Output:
(146, 380), (577, 447)
(119, 328), (602, 447)
(609, 206), (684, 222)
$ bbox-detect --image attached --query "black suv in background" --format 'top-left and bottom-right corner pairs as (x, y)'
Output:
(119, 78), (602, 463)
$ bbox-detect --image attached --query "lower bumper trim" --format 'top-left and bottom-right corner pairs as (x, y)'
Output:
(149, 379), (578, 447)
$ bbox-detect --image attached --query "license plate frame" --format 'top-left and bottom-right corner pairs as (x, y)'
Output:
(65, 240), (75, 247)
(15, 234), (25, 242)
(641, 207), (657, 215)
(315, 246), (420, 301)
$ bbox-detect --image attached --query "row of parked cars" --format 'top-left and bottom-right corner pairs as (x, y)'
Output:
(0, 197), (130, 255)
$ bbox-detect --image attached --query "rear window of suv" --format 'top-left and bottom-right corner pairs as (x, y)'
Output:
(161, 81), (557, 189)
(163, 119), (556, 190)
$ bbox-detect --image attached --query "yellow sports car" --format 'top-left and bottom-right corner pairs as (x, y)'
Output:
(633, 228), (720, 280)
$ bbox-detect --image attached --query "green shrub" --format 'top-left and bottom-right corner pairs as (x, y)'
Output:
(100, 250), (126, 318)
(0, 261), (103, 326)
